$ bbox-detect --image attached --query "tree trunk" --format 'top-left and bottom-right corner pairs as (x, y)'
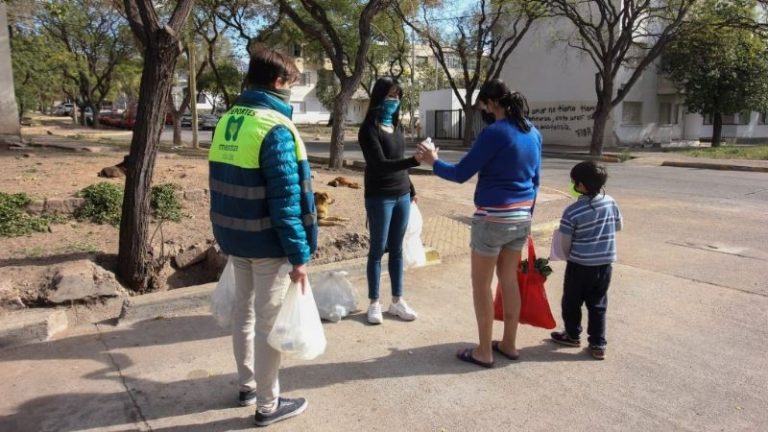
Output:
(189, 42), (199, 149)
(329, 89), (352, 169)
(461, 105), (475, 147)
(117, 39), (182, 290)
(711, 112), (722, 148)
(90, 103), (100, 129)
(590, 95), (614, 156)
(172, 114), (182, 147)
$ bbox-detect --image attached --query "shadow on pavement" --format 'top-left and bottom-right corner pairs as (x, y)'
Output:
(1, 315), (590, 431)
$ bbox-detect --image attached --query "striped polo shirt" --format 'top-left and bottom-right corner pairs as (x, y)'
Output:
(559, 194), (623, 266)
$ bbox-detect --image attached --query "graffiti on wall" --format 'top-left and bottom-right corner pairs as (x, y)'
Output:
(528, 102), (596, 143)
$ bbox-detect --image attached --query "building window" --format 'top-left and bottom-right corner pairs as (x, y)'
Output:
(290, 102), (306, 114)
(292, 44), (302, 58)
(738, 111), (752, 125)
(760, 112), (767, 124)
(416, 56), (429, 67)
(444, 54), (461, 69)
(659, 103), (680, 125)
(299, 72), (312, 86)
(622, 102), (642, 125)
(704, 113), (737, 125)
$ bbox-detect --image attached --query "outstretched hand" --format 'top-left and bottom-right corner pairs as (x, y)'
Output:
(415, 142), (439, 166)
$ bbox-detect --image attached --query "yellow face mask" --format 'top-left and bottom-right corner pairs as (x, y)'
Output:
(569, 181), (582, 199)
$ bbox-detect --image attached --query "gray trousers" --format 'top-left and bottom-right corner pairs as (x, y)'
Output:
(230, 256), (290, 412)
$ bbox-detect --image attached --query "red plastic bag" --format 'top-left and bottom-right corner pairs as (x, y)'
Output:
(494, 235), (556, 329)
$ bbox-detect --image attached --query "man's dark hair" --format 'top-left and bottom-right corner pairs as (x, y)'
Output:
(244, 44), (300, 89)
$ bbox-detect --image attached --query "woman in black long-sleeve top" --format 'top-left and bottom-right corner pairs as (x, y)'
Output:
(359, 77), (420, 325)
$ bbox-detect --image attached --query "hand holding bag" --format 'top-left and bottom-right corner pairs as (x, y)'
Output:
(494, 235), (557, 329)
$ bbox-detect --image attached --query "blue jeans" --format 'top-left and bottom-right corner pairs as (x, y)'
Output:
(365, 193), (410, 300)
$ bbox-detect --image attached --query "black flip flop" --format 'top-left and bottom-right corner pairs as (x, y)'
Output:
(492, 341), (520, 361)
(456, 348), (494, 368)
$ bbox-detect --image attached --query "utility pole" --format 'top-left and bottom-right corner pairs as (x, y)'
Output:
(189, 36), (199, 149)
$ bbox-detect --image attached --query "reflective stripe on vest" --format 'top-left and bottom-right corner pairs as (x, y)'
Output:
(209, 107), (308, 169)
(209, 179), (313, 200)
(211, 212), (317, 232)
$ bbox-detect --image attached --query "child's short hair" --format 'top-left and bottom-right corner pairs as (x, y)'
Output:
(244, 44), (300, 89)
(570, 160), (608, 197)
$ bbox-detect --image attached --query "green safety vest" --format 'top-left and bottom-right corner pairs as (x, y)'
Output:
(209, 106), (307, 168)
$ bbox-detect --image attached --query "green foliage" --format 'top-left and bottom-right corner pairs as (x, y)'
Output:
(662, 0), (768, 124)
(0, 193), (58, 237)
(9, 30), (74, 115)
(618, 149), (632, 162)
(75, 182), (124, 226)
(683, 145), (768, 160)
(150, 184), (185, 223)
(520, 257), (553, 279)
(316, 69), (340, 112)
(197, 63), (244, 110)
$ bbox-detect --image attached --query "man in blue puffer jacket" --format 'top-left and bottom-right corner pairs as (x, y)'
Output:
(209, 44), (317, 427)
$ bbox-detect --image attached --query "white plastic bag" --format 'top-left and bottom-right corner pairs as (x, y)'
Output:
(267, 280), (327, 360)
(210, 258), (236, 328)
(313, 271), (360, 322)
(403, 203), (427, 268)
(549, 230), (568, 261)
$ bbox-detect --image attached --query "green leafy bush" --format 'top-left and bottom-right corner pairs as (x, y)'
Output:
(0, 192), (56, 237)
(151, 183), (184, 222)
(74, 182), (124, 225)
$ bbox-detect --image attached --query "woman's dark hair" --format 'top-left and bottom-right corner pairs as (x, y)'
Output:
(364, 76), (403, 127)
(570, 160), (608, 198)
(477, 79), (531, 133)
(244, 44), (300, 89)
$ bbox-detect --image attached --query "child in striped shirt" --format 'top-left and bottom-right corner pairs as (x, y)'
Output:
(550, 161), (623, 360)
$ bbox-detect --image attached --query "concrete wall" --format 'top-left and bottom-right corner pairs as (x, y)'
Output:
(0, 4), (20, 139)
(501, 17), (614, 146)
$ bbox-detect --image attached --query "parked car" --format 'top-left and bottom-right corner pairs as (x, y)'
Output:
(52, 103), (74, 116)
(200, 113), (220, 130)
(181, 112), (192, 127)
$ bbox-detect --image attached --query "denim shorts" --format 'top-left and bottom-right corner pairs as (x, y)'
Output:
(470, 219), (531, 256)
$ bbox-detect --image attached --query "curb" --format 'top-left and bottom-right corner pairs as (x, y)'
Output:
(0, 309), (69, 349)
(117, 283), (216, 326)
(661, 160), (768, 173)
(116, 248), (442, 326)
(308, 153), (620, 173)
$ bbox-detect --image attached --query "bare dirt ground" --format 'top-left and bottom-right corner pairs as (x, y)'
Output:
(1, 120), (476, 315)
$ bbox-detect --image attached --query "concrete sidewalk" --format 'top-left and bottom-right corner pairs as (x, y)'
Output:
(1, 251), (766, 431)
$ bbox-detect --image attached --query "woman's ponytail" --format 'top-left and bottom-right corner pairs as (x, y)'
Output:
(477, 79), (531, 133)
(502, 91), (531, 133)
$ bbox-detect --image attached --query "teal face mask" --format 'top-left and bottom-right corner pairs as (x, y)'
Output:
(379, 99), (400, 127)
(569, 181), (582, 199)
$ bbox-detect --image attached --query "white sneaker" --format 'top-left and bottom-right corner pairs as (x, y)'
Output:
(367, 302), (383, 324)
(388, 299), (418, 321)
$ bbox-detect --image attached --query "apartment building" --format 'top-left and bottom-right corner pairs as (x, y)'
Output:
(500, 16), (768, 147)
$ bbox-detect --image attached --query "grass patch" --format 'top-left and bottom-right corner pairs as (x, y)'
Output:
(61, 240), (99, 254)
(618, 148), (632, 162)
(0, 192), (64, 237)
(15, 245), (45, 258)
(683, 145), (768, 160)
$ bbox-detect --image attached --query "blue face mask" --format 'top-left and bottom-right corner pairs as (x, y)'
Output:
(379, 98), (400, 127)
